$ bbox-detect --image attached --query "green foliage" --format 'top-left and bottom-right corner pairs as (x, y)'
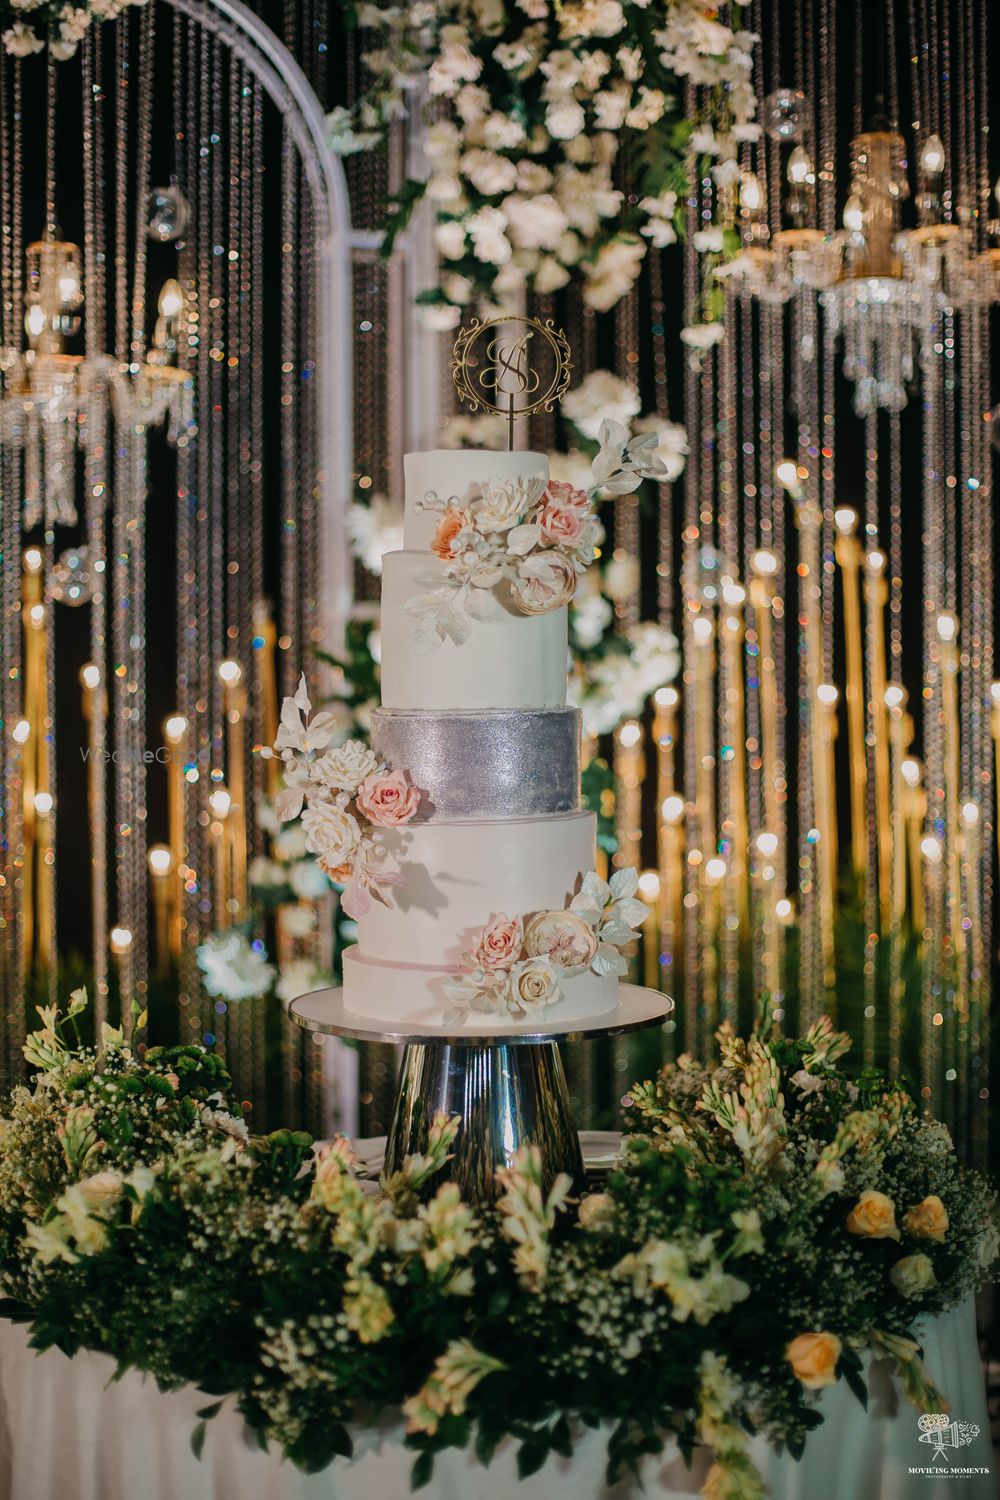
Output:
(0, 994), (993, 1492)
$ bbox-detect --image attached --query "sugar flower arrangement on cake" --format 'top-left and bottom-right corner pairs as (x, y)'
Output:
(407, 419), (669, 653)
(443, 868), (648, 1020)
(262, 674), (420, 920)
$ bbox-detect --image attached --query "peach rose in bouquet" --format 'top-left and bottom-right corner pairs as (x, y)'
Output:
(902, 1196), (949, 1243)
(472, 913), (524, 970)
(846, 1189), (900, 1241)
(786, 1331), (841, 1390)
(356, 769), (421, 827)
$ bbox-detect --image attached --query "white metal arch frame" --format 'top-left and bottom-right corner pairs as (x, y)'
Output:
(160, 0), (353, 644)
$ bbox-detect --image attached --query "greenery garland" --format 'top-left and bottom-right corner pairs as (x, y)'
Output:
(0, 993), (994, 1496)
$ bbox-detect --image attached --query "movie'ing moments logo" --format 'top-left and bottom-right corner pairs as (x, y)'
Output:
(909, 1412), (989, 1481)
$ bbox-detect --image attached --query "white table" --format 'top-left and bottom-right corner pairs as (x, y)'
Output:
(0, 1297), (991, 1499)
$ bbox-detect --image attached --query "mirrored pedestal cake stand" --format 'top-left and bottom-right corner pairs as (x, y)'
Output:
(287, 984), (672, 1202)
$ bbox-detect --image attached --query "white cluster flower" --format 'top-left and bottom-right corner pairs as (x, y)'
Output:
(337, 0), (757, 312)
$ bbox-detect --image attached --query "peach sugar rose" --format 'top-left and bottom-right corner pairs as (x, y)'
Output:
(786, 1331), (842, 1390)
(902, 1195), (949, 1243)
(355, 769), (420, 827)
(846, 1189), (900, 1241)
(473, 913), (524, 970)
(430, 507), (471, 561)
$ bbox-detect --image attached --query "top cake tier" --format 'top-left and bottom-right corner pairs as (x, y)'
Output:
(402, 450), (548, 549)
(380, 449), (569, 713)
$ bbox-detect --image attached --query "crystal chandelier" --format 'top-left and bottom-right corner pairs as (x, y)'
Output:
(735, 121), (999, 414)
(0, 234), (190, 531)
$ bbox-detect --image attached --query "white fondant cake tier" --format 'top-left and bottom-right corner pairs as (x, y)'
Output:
(403, 449), (548, 551)
(358, 811), (596, 967)
(379, 550), (568, 711)
(341, 944), (617, 1029)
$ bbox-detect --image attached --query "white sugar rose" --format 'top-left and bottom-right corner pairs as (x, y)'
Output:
(511, 957), (560, 1010)
(313, 740), (380, 793)
(301, 802), (361, 866)
(474, 477), (535, 533)
(524, 909), (598, 968)
(511, 552), (578, 615)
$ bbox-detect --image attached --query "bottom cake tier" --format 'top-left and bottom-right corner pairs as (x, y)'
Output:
(341, 944), (618, 1030)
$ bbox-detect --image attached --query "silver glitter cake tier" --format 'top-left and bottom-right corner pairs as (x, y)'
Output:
(372, 707), (581, 821)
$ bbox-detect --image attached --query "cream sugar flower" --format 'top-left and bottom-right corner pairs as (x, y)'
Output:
(406, 431), (668, 653)
(443, 869), (647, 1022)
(269, 676), (421, 920)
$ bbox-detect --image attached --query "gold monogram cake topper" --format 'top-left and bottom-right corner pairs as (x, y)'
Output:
(451, 315), (572, 450)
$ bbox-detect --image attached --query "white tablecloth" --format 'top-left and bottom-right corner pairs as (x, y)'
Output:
(0, 1297), (991, 1500)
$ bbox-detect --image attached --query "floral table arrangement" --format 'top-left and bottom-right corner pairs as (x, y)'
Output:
(0, 996), (993, 1498)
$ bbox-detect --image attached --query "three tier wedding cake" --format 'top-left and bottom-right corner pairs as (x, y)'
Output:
(272, 424), (667, 1033)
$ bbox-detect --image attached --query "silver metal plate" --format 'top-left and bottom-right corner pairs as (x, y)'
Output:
(287, 981), (673, 1046)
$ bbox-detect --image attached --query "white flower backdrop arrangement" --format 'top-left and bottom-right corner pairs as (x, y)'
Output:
(333, 0), (757, 328)
(0, 0), (144, 58)
(406, 415), (669, 652)
(0, 995), (993, 1498)
(442, 868), (649, 1020)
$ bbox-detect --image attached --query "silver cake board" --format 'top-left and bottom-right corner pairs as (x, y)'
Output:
(288, 983), (672, 1201)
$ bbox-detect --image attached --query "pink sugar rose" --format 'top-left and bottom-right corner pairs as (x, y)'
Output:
(544, 479), (589, 511)
(539, 502), (586, 547)
(472, 912), (524, 970)
(356, 768), (421, 827)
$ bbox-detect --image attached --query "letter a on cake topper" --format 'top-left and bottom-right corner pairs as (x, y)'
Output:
(451, 315), (572, 451)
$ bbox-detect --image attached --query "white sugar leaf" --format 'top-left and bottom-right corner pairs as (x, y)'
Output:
(602, 472), (643, 495)
(599, 920), (638, 948)
(291, 672), (311, 713)
(413, 621), (444, 655)
(506, 523), (541, 556)
(440, 607), (472, 647)
(609, 866), (639, 900)
(274, 786), (304, 823)
(627, 430), (659, 453)
(305, 710), (345, 749)
(606, 897), (650, 929)
(414, 568), (455, 591)
(597, 417), (629, 452)
(591, 945), (628, 978)
(464, 587), (497, 621)
(577, 869), (611, 909)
